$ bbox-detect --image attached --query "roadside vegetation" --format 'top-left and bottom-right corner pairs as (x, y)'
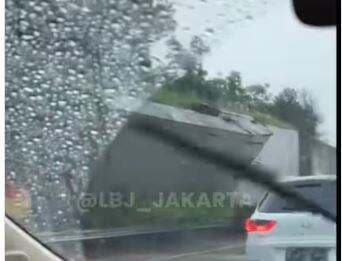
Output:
(85, 204), (254, 230)
(151, 69), (319, 132)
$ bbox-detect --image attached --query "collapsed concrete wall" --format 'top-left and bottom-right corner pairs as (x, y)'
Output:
(88, 103), (272, 197)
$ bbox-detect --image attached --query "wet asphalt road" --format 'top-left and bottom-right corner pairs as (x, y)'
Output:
(51, 229), (247, 261)
(104, 243), (246, 261)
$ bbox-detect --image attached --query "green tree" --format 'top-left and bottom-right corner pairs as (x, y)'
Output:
(272, 88), (320, 135)
(224, 71), (250, 104)
(166, 35), (210, 75)
(246, 83), (271, 111)
(271, 88), (321, 175)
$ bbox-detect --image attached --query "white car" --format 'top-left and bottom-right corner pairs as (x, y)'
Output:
(246, 175), (336, 261)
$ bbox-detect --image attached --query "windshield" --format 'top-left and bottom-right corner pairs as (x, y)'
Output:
(5, 0), (336, 260)
(259, 180), (336, 215)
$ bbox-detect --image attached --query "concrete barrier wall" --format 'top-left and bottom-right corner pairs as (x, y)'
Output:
(237, 127), (300, 204)
(311, 140), (336, 175)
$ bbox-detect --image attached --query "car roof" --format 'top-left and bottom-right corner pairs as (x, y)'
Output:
(280, 174), (336, 183)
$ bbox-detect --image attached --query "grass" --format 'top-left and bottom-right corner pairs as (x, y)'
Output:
(84, 204), (254, 230)
(152, 89), (295, 129)
(248, 111), (295, 129)
(151, 88), (204, 109)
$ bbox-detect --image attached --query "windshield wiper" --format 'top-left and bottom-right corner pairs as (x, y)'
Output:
(131, 118), (336, 223)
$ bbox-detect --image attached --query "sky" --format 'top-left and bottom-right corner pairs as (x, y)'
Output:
(164, 0), (336, 145)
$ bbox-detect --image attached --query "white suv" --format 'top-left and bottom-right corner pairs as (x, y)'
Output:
(246, 175), (336, 261)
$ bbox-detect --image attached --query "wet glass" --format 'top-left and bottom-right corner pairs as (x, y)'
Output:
(5, 0), (336, 260)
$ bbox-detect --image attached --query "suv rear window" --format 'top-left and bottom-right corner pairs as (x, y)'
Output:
(258, 180), (336, 215)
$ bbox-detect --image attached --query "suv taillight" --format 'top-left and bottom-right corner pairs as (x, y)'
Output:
(245, 219), (277, 233)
